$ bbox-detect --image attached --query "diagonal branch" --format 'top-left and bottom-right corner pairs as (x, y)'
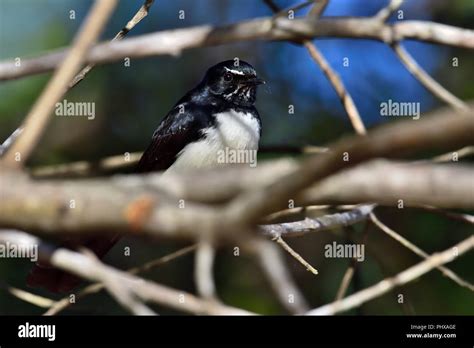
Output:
(303, 41), (366, 134)
(0, 230), (252, 315)
(1, 0), (118, 168)
(44, 244), (196, 315)
(1, 17), (474, 81)
(392, 42), (469, 111)
(69, 0), (155, 88)
(307, 235), (474, 315)
(375, 0), (404, 22)
(369, 213), (474, 291)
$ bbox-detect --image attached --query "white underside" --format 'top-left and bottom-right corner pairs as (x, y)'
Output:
(164, 109), (260, 175)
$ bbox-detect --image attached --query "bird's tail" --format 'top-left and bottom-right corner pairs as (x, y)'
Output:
(27, 234), (121, 293)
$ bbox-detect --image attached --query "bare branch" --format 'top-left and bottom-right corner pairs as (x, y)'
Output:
(369, 213), (474, 291)
(0, 230), (253, 315)
(274, 236), (318, 275)
(222, 109), (473, 227)
(1, 17), (474, 81)
(375, 0), (404, 22)
(194, 241), (217, 299)
(392, 42), (468, 111)
(303, 160), (474, 209)
(0, 127), (23, 157)
(1, 0), (118, 168)
(309, 0), (329, 18)
(0, 283), (55, 308)
(69, 0), (155, 88)
(265, 0), (365, 135)
(304, 41), (366, 135)
(307, 235), (474, 315)
(431, 146), (474, 163)
(44, 245), (196, 315)
(252, 239), (310, 313)
(260, 205), (374, 237)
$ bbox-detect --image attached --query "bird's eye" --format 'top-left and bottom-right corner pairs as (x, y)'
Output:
(223, 72), (233, 82)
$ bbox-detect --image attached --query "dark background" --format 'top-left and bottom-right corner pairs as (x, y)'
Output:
(0, 0), (473, 315)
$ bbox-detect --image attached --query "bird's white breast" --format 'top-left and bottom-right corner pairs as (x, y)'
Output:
(166, 109), (260, 173)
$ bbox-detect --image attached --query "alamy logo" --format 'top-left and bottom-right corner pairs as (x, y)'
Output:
(0, 241), (38, 262)
(380, 99), (420, 120)
(325, 242), (365, 262)
(18, 322), (55, 341)
(217, 147), (257, 167)
(55, 99), (95, 120)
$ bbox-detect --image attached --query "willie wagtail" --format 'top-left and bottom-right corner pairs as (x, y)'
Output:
(27, 60), (265, 292)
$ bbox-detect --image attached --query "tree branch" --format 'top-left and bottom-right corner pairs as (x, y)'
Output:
(0, 230), (253, 315)
(1, 0), (118, 168)
(307, 235), (474, 315)
(1, 17), (473, 81)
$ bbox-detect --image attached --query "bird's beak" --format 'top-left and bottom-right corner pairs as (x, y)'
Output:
(244, 77), (266, 86)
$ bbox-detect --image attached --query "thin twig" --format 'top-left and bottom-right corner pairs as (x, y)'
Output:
(194, 240), (217, 299)
(2, 0), (118, 168)
(0, 127), (23, 157)
(252, 239), (310, 313)
(392, 42), (469, 111)
(0, 283), (55, 308)
(2, 16), (474, 81)
(69, 0), (155, 88)
(264, 0), (366, 135)
(44, 244), (196, 315)
(304, 41), (366, 134)
(431, 146), (474, 163)
(307, 235), (474, 315)
(309, 0), (329, 18)
(369, 213), (474, 291)
(375, 0), (404, 22)
(274, 236), (318, 275)
(0, 231), (252, 315)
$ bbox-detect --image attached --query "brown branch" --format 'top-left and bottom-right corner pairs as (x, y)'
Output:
(194, 240), (217, 299)
(0, 107), (472, 240)
(302, 160), (474, 209)
(392, 42), (468, 111)
(44, 244), (196, 315)
(0, 230), (252, 315)
(274, 236), (318, 274)
(369, 213), (474, 291)
(304, 41), (366, 134)
(260, 204), (374, 237)
(1, 17), (474, 81)
(222, 107), (473, 227)
(375, 0), (404, 22)
(307, 235), (474, 315)
(1, 0), (118, 168)
(251, 239), (310, 314)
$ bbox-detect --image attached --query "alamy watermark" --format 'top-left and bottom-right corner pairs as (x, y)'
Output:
(55, 99), (95, 120)
(0, 242), (38, 262)
(325, 241), (365, 262)
(380, 99), (420, 120)
(217, 147), (257, 167)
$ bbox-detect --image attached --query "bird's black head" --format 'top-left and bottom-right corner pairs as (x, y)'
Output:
(202, 60), (264, 107)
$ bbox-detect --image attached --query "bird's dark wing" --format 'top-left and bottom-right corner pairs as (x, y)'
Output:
(136, 103), (213, 173)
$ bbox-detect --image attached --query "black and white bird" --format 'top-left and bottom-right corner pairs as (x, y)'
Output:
(27, 60), (265, 292)
(137, 59), (264, 174)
